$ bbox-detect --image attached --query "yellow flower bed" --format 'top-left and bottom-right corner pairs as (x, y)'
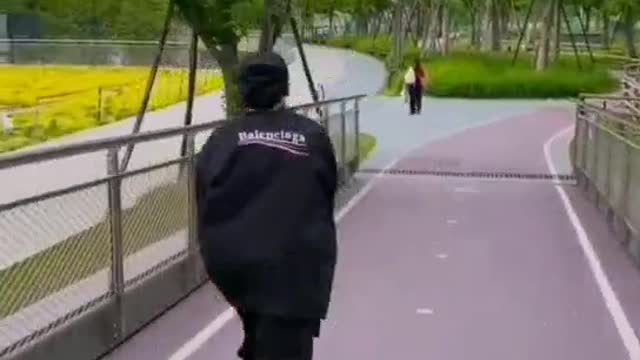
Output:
(0, 66), (223, 153)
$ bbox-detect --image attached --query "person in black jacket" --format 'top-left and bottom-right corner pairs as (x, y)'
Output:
(195, 52), (338, 360)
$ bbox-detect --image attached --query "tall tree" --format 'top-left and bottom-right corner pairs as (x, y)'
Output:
(536, 0), (555, 71)
(175, 0), (278, 116)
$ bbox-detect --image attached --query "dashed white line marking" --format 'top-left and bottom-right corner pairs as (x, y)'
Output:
(453, 186), (479, 193)
(447, 219), (458, 225)
(436, 253), (448, 259)
(544, 125), (640, 360)
(416, 308), (434, 315)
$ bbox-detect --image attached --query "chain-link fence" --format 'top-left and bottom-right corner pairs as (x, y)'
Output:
(574, 101), (640, 266)
(0, 94), (364, 359)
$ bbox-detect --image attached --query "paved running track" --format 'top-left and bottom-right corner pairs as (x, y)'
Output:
(104, 98), (640, 360)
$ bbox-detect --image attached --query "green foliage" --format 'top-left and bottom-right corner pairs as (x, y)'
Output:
(1, 0), (171, 40)
(358, 133), (376, 162)
(326, 36), (420, 65)
(326, 36), (618, 99)
(399, 52), (617, 98)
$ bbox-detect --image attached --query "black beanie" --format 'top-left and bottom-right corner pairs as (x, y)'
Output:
(238, 52), (289, 110)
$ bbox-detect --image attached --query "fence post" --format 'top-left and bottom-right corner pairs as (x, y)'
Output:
(592, 119), (601, 206)
(621, 144), (633, 242)
(321, 104), (330, 129)
(605, 130), (614, 224)
(184, 133), (200, 282)
(106, 148), (125, 340)
(340, 101), (347, 182)
(572, 107), (581, 180)
(354, 98), (361, 168)
(97, 87), (103, 124)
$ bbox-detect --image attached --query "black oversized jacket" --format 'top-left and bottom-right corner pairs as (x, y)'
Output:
(195, 108), (338, 319)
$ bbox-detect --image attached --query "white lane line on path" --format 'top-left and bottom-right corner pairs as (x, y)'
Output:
(167, 307), (236, 360)
(168, 142), (424, 360)
(544, 126), (640, 360)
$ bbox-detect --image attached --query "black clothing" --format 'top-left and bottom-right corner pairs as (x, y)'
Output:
(237, 310), (317, 360)
(239, 52), (290, 110)
(408, 83), (423, 115)
(195, 108), (338, 320)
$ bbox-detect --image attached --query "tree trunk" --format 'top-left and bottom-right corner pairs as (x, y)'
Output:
(389, 1), (405, 70)
(214, 43), (242, 117)
(491, 0), (501, 51)
(584, 7), (592, 33)
(420, 3), (432, 54)
(483, 0), (501, 51)
(552, 0), (561, 62)
(623, 7), (638, 58)
(536, 0), (555, 71)
(442, 4), (450, 55)
(429, 3), (441, 53)
(328, 0), (336, 38)
(372, 15), (382, 39)
(416, 7), (423, 40)
(471, 11), (480, 48)
(482, 0), (492, 50)
(500, 1), (509, 36)
(258, 0), (275, 53)
(602, 11), (610, 50)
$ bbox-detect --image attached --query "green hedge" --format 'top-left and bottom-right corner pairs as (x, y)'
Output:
(323, 36), (619, 99)
(359, 133), (377, 162)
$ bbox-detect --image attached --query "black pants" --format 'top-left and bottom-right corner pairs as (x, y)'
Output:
(409, 84), (423, 114)
(237, 311), (319, 360)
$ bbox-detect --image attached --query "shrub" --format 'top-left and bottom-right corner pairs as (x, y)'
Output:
(421, 52), (617, 98)
(326, 36), (618, 99)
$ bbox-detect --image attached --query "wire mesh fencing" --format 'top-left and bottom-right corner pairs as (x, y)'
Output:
(0, 94), (364, 358)
(0, 180), (112, 357)
(574, 102), (640, 264)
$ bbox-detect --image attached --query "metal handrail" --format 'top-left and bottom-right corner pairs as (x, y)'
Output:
(0, 93), (365, 360)
(0, 94), (366, 170)
(573, 98), (640, 270)
(576, 102), (640, 149)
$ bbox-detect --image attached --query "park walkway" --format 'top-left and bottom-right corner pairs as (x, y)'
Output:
(0, 45), (385, 354)
(4, 44), (640, 360)
(104, 93), (640, 359)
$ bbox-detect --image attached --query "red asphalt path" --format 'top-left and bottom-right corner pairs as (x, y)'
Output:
(106, 107), (640, 360)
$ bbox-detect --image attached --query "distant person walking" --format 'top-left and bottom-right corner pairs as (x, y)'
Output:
(403, 65), (416, 115)
(403, 59), (428, 115)
(412, 59), (427, 115)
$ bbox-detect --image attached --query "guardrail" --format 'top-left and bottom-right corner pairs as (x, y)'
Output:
(0, 32), (297, 67)
(0, 94), (365, 360)
(573, 101), (640, 265)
